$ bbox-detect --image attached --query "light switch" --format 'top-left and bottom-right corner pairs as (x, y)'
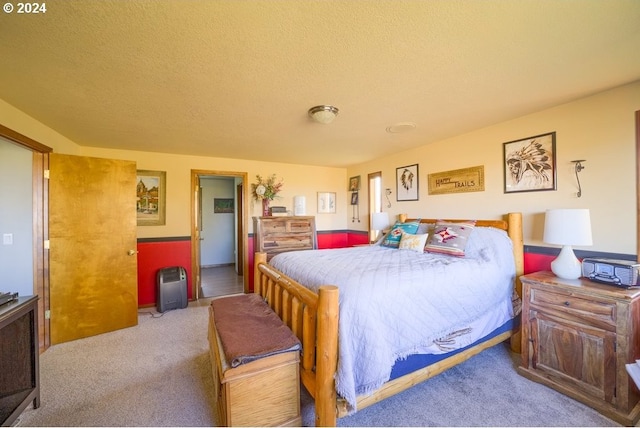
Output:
(2, 233), (13, 245)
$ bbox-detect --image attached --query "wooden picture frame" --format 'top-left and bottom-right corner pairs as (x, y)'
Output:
(349, 175), (361, 191)
(396, 164), (419, 201)
(136, 170), (166, 225)
(350, 192), (359, 206)
(503, 132), (556, 193)
(317, 192), (336, 213)
(428, 165), (485, 195)
(214, 198), (234, 213)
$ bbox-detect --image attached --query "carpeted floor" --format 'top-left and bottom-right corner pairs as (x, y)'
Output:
(16, 300), (620, 427)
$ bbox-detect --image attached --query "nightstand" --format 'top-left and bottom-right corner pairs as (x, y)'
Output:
(518, 271), (640, 425)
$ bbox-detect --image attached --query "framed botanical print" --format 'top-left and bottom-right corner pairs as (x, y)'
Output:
(503, 132), (556, 193)
(136, 170), (166, 225)
(396, 164), (419, 201)
(317, 192), (336, 213)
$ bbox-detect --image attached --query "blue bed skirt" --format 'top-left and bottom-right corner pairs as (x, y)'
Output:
(389, 317), (519, 380)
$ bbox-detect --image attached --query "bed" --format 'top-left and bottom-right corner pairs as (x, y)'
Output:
(252, 212), (524, 426)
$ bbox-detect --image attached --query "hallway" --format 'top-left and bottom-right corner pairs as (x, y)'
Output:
(200, 265), (243, 298)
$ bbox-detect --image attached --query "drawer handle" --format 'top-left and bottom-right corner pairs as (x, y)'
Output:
(564, 301), (570, 306)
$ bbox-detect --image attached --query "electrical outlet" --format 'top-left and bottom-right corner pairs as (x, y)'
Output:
(2, 233), (13, 245)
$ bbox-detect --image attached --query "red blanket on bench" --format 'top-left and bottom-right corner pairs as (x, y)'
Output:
(211, 294), (302, 367)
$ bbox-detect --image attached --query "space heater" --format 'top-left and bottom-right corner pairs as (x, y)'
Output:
(156, 266), (188, 313)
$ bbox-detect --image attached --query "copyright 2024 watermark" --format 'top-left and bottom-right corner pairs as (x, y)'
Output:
(3, 2), (47, 13)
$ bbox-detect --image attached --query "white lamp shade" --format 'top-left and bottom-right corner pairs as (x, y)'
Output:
(543, 209), (593, 246)
(293, 196), (306, 215)
(543, 209), (592, 280)
(371, 212), (390, 231)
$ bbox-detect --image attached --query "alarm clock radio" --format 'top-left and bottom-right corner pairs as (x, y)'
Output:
(581, 258), (640, 288)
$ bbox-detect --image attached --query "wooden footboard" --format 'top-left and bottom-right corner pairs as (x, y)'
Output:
(254, 212), (524, 427)
(254, 253), (339, 427)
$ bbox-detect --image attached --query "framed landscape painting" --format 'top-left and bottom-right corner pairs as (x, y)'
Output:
(136, 170), (166, 225)
(214, 198), (234, 213)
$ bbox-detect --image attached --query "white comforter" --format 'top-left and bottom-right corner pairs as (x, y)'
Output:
(269, 227), (515, 412)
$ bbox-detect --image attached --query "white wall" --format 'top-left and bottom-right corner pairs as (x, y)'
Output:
(200, 177), (235, 266)
(1, 81), (638, 254)
(347, 81), (640, 255)
(0, 138), (33, 296)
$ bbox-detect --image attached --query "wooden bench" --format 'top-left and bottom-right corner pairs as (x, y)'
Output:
(208, 294), (302, 427)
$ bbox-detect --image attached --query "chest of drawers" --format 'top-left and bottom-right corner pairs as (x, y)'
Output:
(253, 216), (317, 261)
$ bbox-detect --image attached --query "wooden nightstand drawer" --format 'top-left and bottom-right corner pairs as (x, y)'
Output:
(530, 287), (616, 329)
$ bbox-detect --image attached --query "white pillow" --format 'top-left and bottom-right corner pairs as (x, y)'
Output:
(398, 232), (428, 253)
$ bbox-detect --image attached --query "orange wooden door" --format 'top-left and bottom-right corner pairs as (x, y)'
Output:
(193, 173), (202, 299)
(49, 153), (138, 344)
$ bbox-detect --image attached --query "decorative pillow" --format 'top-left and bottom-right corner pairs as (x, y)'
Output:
(424, 220), (476, 256)
(416, 222), (431, 235)
(381, 220), (420, 248)
(398, 232), (429, 253)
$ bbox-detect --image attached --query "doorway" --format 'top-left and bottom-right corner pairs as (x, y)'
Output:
(191, 170), (248, 300)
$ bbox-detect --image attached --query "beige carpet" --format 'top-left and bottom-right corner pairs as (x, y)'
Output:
(17, 301), (216, 427)
(16, 299), (620, 427)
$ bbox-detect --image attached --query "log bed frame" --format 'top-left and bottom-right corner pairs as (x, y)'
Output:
(253, 212), (524, 427)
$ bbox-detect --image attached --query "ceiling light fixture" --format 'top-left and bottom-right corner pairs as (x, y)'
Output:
(386, 122), (416, 133)
(308, 105), (339, 124)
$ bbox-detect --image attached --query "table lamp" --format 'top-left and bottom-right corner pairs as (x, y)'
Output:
(543, 208), (593, 279)
(371, 212), (390, 242)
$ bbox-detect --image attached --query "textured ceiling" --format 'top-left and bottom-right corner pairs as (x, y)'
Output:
(1, 0), (639, 168)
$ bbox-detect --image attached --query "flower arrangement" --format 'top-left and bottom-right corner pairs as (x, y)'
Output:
(251, 174), (283, 201)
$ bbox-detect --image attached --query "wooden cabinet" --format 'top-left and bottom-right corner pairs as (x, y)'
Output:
(0, 296), (40, 427)
(208, 302), (301, 426)
(518, 271), (640, 425)
(253, 216), (317, 261)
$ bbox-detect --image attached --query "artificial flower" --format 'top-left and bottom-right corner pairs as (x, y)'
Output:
(251, 174), (283, 201)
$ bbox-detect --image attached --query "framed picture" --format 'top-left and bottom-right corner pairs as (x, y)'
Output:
(396, 164), (419, 201)
(136, 170), (166, 225)
(350, 192), (359, 205)
(317, 192), (336, 213)
(349, 175), (361, 191)
(503, 132), (556, 193)
(214, 198), (234, 213)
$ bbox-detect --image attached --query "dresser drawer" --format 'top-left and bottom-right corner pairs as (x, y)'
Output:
(254, 216), (317, 260)
(288, 219), (313, 233)
(262, 235), (313, 249)
(261, 218), (312, 234)
(529, 287), (616, 329)
(261, 218), (293, 233)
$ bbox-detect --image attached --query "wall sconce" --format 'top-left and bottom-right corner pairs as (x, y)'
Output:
(571, 160), (586, 197)
(385, 188), (392, 208)
(308, 105), (339, 124)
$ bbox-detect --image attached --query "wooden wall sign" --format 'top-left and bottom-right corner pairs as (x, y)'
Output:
(428, 165), (485, 195)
